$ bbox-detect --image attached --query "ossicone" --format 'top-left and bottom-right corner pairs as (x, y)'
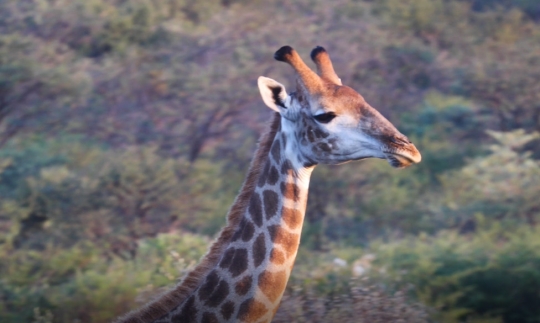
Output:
(273, 46), (322, 94)
(310, 46), (342, 85)
(274, 46), (294, 63)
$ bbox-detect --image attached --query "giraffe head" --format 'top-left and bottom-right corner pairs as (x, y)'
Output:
(258, 46), (421, 168)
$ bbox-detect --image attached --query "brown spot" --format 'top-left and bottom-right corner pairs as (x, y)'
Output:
(258, 162), (270, 187)
(201, 312), (219, 323)
(267, 225), (278, 241)
(267, 225), (300, 257)
(235, 275), (252, 296)
(198, 270), (220, 301)
(249, 194), (263, 227)
(221, 301), (235, 320)
(241, 220), (255, 242)
(263, 190), (279, 219)
(171, 295), (196, 322)
(258, 270), (288, 303)
(281, 133), (287, 148)
(307, 127), (315, 142)
(281, 182), (300, 202)
(204, 279), (229, 307)
(251, 300), (269, 321)
(281, 159), (293, 175)
(231, 219), (244, 241)
(237, 299), (253, 320)
(313, 128), (329, 138)
(238, 299), (268, 322)
(229, 248), (248, 277)
(232, 218), (253, 241)
(271, 140), (281, 162)
(317, 142), (331, 152)
(282, 207), (302, 230)
(253, 233), (266, 268)
(267, 166), (279, 186)
(219, 248), (235, 269)
(270, 248), (286, 265)
(297, 95), (304, 103)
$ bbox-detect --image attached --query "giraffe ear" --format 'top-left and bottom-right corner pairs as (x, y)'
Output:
(258, 76), (289, 113)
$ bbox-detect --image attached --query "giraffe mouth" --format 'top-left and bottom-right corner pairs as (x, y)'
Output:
(384, 148), (421, 168)
(386, 154), (414, 168)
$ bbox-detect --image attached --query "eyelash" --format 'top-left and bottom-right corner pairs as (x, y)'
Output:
(313, 112), (337, 124)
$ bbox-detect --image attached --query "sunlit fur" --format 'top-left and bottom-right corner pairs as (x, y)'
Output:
(263, 46), (420, 169)
(274, 85), (421, 168)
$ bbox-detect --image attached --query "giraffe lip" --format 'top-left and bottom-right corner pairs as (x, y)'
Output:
(384, 150), (421, 168)
(386, 154), (412, 168)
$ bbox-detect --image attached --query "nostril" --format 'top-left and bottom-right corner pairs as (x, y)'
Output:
(391, 136), (411, 145)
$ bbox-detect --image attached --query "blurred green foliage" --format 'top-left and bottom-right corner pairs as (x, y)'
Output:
(372, 224), (540, 322)
(0, 0), (539, 322)
(0, 232), (209, 323)
(0, 139), (239, 250)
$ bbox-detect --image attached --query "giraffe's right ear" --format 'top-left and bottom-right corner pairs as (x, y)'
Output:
(258, 76), (289, 113)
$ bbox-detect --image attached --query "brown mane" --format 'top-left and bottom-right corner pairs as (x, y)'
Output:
(116, 112), (281, 323)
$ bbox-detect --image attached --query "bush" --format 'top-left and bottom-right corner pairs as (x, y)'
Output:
(0, 139), (239, 250)
(440, 129), (540, 228)
(0, 232), (209, 323)
(372, 225), (540, 322)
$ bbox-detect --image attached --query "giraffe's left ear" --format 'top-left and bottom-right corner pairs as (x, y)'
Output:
(258, 76), (289, 113)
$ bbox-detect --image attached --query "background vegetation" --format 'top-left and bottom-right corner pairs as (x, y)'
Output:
(1, 0), (539, 322)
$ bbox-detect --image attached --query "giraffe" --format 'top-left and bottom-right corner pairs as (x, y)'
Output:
(116, 46), (421, 323)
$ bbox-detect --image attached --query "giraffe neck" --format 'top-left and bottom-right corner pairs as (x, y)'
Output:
(163, 118), (315, 323)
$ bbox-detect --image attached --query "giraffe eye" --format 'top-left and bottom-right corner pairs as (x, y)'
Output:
(313, 112), (336, 124)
